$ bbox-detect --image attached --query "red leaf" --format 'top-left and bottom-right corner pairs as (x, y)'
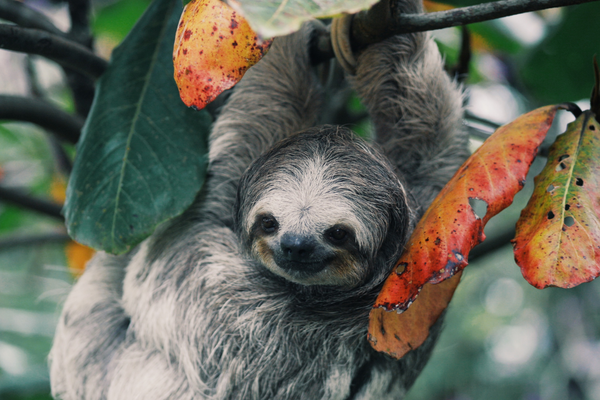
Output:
(368, 272), (461, 359)
(513, 111), (600, 288)
(367, 104), (574, 359)
(373, 104), (566, 313)
(173, 0), (272, 110)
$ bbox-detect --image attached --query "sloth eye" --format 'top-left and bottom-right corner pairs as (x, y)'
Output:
(261, 216), (278, 234)
(327, 227), (348, 245)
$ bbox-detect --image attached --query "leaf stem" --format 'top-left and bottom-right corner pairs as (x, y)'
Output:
(0, 24), (107, 79)
(0, 95), (84, 144)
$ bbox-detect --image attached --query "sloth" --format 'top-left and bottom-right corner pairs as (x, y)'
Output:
(49, 1), (469, 399)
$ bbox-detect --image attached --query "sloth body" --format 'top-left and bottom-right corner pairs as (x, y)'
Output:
(50, 2), (468, 398)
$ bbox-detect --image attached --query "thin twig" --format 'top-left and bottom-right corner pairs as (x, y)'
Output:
(66, 0), (95, 116)
(0, 0), (65, 36)
(25, 55), (44, 97)
(0, 95), (83, 143)
(392, 0), (600, 34)
(0, 185), (64, 220)
(67, 0), (92, 45)
(24, 58), (75, 172)
(469, 226), (515, 260)
(0, 232), (71, 250)
(448, 26), (471, 82)
(0, 24), (107, 79)
(49, 137), (74, 174)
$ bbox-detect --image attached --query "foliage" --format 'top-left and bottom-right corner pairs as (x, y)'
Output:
(373, 105), (566, 312)
(367, 98), (600, 357)
(65, 0), (211, 254)
(514, 110), (600, 289)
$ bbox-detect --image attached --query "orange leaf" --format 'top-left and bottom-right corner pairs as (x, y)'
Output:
(65, 241), (95, 278)
(374, 104), (568, 313)
(368, 271), (461, 359)
(50, 175), (67, 204)
(173, 0), (272, 110)
(513, 111), (600, 289)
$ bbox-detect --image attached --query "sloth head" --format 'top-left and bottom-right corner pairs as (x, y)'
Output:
(234, 126), (411, 288)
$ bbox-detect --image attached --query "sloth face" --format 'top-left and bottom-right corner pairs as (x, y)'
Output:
(235, 127), (410, 288)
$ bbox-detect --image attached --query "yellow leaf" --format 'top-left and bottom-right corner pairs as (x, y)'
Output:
(173, 0), (272, 109)
(50, 175), (67, 204)
(65, 241), (95, 277)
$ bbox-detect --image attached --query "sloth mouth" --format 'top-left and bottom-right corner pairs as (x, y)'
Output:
(274, 258), (330, 275)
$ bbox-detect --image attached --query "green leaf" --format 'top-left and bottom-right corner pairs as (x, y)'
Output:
(93, 0), (152, 43)
(470, 22), (522, 55)
(521, 3), (600, 103)
(225, 0), (379, 38)
(65, 0), (211, 254)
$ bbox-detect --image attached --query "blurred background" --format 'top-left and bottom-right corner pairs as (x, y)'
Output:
(0, 0), (599, 399)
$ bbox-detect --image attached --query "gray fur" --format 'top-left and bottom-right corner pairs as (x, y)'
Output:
(49, 2), (469, 398)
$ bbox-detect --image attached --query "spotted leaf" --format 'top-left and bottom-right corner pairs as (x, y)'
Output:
(368, 104), (573, 359)
(374, 104), (576, 314)
(513, 111), (600, 289)
(368, 272), (461, 359)
(173, 0), (272, 109)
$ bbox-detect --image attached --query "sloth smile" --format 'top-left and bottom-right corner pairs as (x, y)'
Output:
(274, 258), (330, 275)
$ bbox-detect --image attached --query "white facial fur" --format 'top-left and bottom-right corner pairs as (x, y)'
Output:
(245, 156), (384, 286)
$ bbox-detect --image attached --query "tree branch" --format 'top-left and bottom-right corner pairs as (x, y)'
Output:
(0, 95), (83, 143)
(22, 60), (75, 172)
(65, 0), (96, 117)
(0, 24), (107, 79)
(49, 137), (74, 174)
(314, 0), (600, 60)
(470, 226), (515, 260)
(0, 0), (65, 36)
(0, 0), (97, 115)
(392, 0), (600, 34)
(67, 0), (92, 45)
(0, 185), (64, 220)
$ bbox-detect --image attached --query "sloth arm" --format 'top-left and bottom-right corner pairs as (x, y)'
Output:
(203, 24), (323, 225)
(350, 0), (469, 209)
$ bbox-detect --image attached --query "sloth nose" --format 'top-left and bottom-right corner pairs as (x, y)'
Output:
(280, 234), (315, 262)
